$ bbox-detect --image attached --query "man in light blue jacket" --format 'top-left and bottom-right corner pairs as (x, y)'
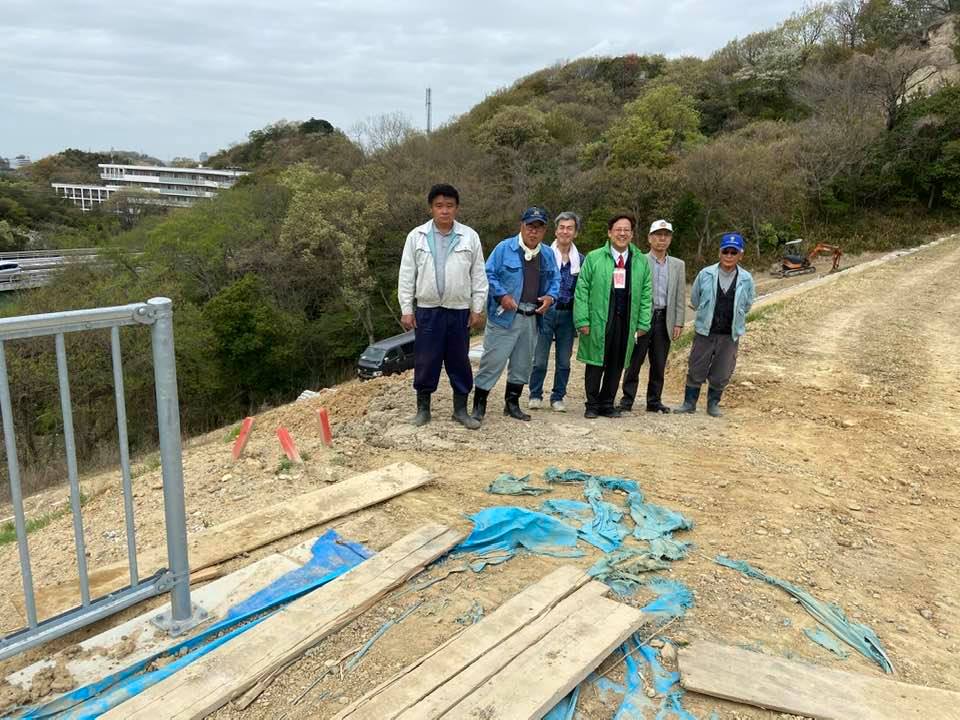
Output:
(472, 207), (559, 423)
(675, 232), (755, 417)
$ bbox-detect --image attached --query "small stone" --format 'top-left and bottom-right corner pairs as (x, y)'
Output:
(717, 480), (729, 489)
(919, 608), (934, 621)
(755, 528), (768, 536)
(837, 537), (853, 548)
(324, 659), (337, 668)
(814, 486), (834, 497)
(840, 418), (858, 428)
(648, 639), (664, 648)
(645, 687), (657, 698)
(910, 499), (922, 506)
(220, 473), (233, 483)
(386, 606), (398, 617)
(897, 625), (909, 633)
(339, 696), (350, 705)
(781, 528), (792, 535)
(660, 644), (677, 662)
(846, 503), (862, 512)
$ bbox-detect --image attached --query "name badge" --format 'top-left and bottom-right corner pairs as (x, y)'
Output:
(613, 268), (626, 289)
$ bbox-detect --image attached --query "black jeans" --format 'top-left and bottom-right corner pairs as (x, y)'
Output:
(621, 309), (670, 408)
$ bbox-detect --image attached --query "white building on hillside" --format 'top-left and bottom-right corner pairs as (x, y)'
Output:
(52, 164), (248, 211)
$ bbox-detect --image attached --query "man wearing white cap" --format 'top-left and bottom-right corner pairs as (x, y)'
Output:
(619, 220), (686, 413)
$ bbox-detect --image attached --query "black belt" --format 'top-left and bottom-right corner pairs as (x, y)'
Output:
(555, 301), (573, 311)
(517, 308), (538, 316)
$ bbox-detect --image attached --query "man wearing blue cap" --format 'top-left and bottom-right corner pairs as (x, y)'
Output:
(472, 207), (560, 423)
(675, 232), (755, 417)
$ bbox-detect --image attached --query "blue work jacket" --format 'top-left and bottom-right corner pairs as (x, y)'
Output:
(485, 235), (560, 329)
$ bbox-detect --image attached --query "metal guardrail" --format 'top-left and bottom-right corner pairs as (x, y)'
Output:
(0, 297), (206, 661)
(0, 249), (100, 261)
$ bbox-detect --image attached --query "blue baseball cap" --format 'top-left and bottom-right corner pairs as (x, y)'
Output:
(719, 233), (744, 252)
(521, 206), (549, 225)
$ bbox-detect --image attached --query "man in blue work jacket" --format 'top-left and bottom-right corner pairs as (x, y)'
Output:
(472, 207), (560, 423)
(675, 232), (756, 417)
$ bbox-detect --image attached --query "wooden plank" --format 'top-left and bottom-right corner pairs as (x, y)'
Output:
(679, 640), (960, 720)
(26, 461), (431, 620)
(334, 565), (593, 720)
(101, 523), (464, 720)
(439, 595), (645, 720)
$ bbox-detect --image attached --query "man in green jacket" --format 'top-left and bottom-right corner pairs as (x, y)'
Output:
(574, 214), (653, 418)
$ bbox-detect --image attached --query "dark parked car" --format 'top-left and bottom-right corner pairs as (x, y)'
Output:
(357, 331), (415, 380)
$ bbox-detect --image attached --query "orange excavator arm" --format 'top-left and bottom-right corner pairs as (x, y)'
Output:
(807, 243), (842, 272)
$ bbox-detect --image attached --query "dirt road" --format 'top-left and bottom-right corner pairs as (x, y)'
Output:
(1, 237), (958, 718)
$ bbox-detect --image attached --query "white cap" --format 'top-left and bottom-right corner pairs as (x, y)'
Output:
(649, 220), (673, 234)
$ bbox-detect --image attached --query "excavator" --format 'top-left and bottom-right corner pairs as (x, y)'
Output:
(773, 238), (842, 278)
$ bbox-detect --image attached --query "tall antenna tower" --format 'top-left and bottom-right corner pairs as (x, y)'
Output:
(425, 88), (432, 134)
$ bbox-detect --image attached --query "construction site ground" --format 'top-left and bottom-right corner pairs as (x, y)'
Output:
(1, 239), (958, 719)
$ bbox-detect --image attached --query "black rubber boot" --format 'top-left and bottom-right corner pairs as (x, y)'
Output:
(707, 387), (723, 417)
(674, 385), (701, 414)
(452, 393), (481, 430)
(411, 391), (431, 426)
(503, 383), (531, 421)
(471, 387), (489, 422)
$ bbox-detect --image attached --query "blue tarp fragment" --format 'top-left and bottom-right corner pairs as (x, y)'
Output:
(628, 493), (694, 540)
(612, 642), (654, 720)
(228, 529), (372, 618)
(454, 507), (584, 558)
(804, 627), (850, 659)
(541, 498), (627, 553)
(715, 555), (893, 673)
(642, 578), (695, 619)
(487, 473), (552, 496)
(583, 476), (630, 551)
(647, 538), (692, 561)
(588, 549), (671, 596)
(16, 530), (371, 719)
(543, 684), (581, 720)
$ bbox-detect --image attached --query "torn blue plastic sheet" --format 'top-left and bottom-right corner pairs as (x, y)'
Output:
(467, 550), (514, 572)
(228, 529), (373, 618)
(647, 538), (692, 561)
(612, 643), (653, 720)
(487, 473), (552, 496)
(543, 467), (641, 494)
(804, 627), (850, 659)
(628, 493), (694, 540)
(583, 476), (630, 551)
(16, 530), (371, 719)
(642, 578), (695, 620)
(715, 555), (893, 673)
(454, 507), (584, 558)
(543, 683), (581, 720)
(589, 549), (671, 596)
(541, 498), (626, 553)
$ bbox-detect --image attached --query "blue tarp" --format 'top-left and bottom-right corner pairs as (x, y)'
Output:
(15, 530), (372, 719)
(715, 555), (893, 673)
(642, 578), (695, 619)
(543, 684), (581, 720)
(453, 507), (584, 559)
(588, 549), (671, 596)
(487, 473), (552, 496)
(627, 493), (694, 541)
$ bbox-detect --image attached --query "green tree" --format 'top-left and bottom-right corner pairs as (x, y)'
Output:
(604, 84), (704, 168)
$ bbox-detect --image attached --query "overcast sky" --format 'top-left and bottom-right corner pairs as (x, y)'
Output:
(3, 0), (801, 162)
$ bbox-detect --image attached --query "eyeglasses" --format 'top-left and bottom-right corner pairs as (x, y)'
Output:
(720, 248), (740, 255)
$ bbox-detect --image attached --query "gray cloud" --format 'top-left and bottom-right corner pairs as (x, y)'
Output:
(2, 0), (800, 161)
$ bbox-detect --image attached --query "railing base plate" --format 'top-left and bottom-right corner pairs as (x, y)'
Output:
(151, 603), (210, 637)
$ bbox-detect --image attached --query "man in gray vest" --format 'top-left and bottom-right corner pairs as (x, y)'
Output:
(619, 219), (686, 413)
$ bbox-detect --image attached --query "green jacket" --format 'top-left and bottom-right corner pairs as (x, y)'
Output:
(574, 243), (653, 366)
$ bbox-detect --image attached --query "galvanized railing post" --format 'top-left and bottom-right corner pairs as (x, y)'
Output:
(147, 297), (206, 634)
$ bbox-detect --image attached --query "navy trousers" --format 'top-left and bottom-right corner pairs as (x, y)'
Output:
(413, 307), (473, 395)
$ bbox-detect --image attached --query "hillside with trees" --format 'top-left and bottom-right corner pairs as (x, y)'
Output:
(2, 0), (960, 486)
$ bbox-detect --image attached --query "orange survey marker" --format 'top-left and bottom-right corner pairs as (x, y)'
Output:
(232, 417), (255, 460)
(318, 408), (333, 447)
(276, 427), (303, 463)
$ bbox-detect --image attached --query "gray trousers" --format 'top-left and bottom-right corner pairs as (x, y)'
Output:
(686, 333), (739, 392)
(475, 306), (538, 391)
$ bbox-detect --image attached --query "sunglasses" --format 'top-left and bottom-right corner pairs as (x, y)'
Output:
(720, 248), (740, 255)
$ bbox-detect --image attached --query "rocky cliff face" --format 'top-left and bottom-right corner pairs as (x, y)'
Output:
(913, 15), (960, 94)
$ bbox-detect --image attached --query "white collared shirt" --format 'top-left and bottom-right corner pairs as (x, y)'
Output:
(610, 247), (629, 266)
